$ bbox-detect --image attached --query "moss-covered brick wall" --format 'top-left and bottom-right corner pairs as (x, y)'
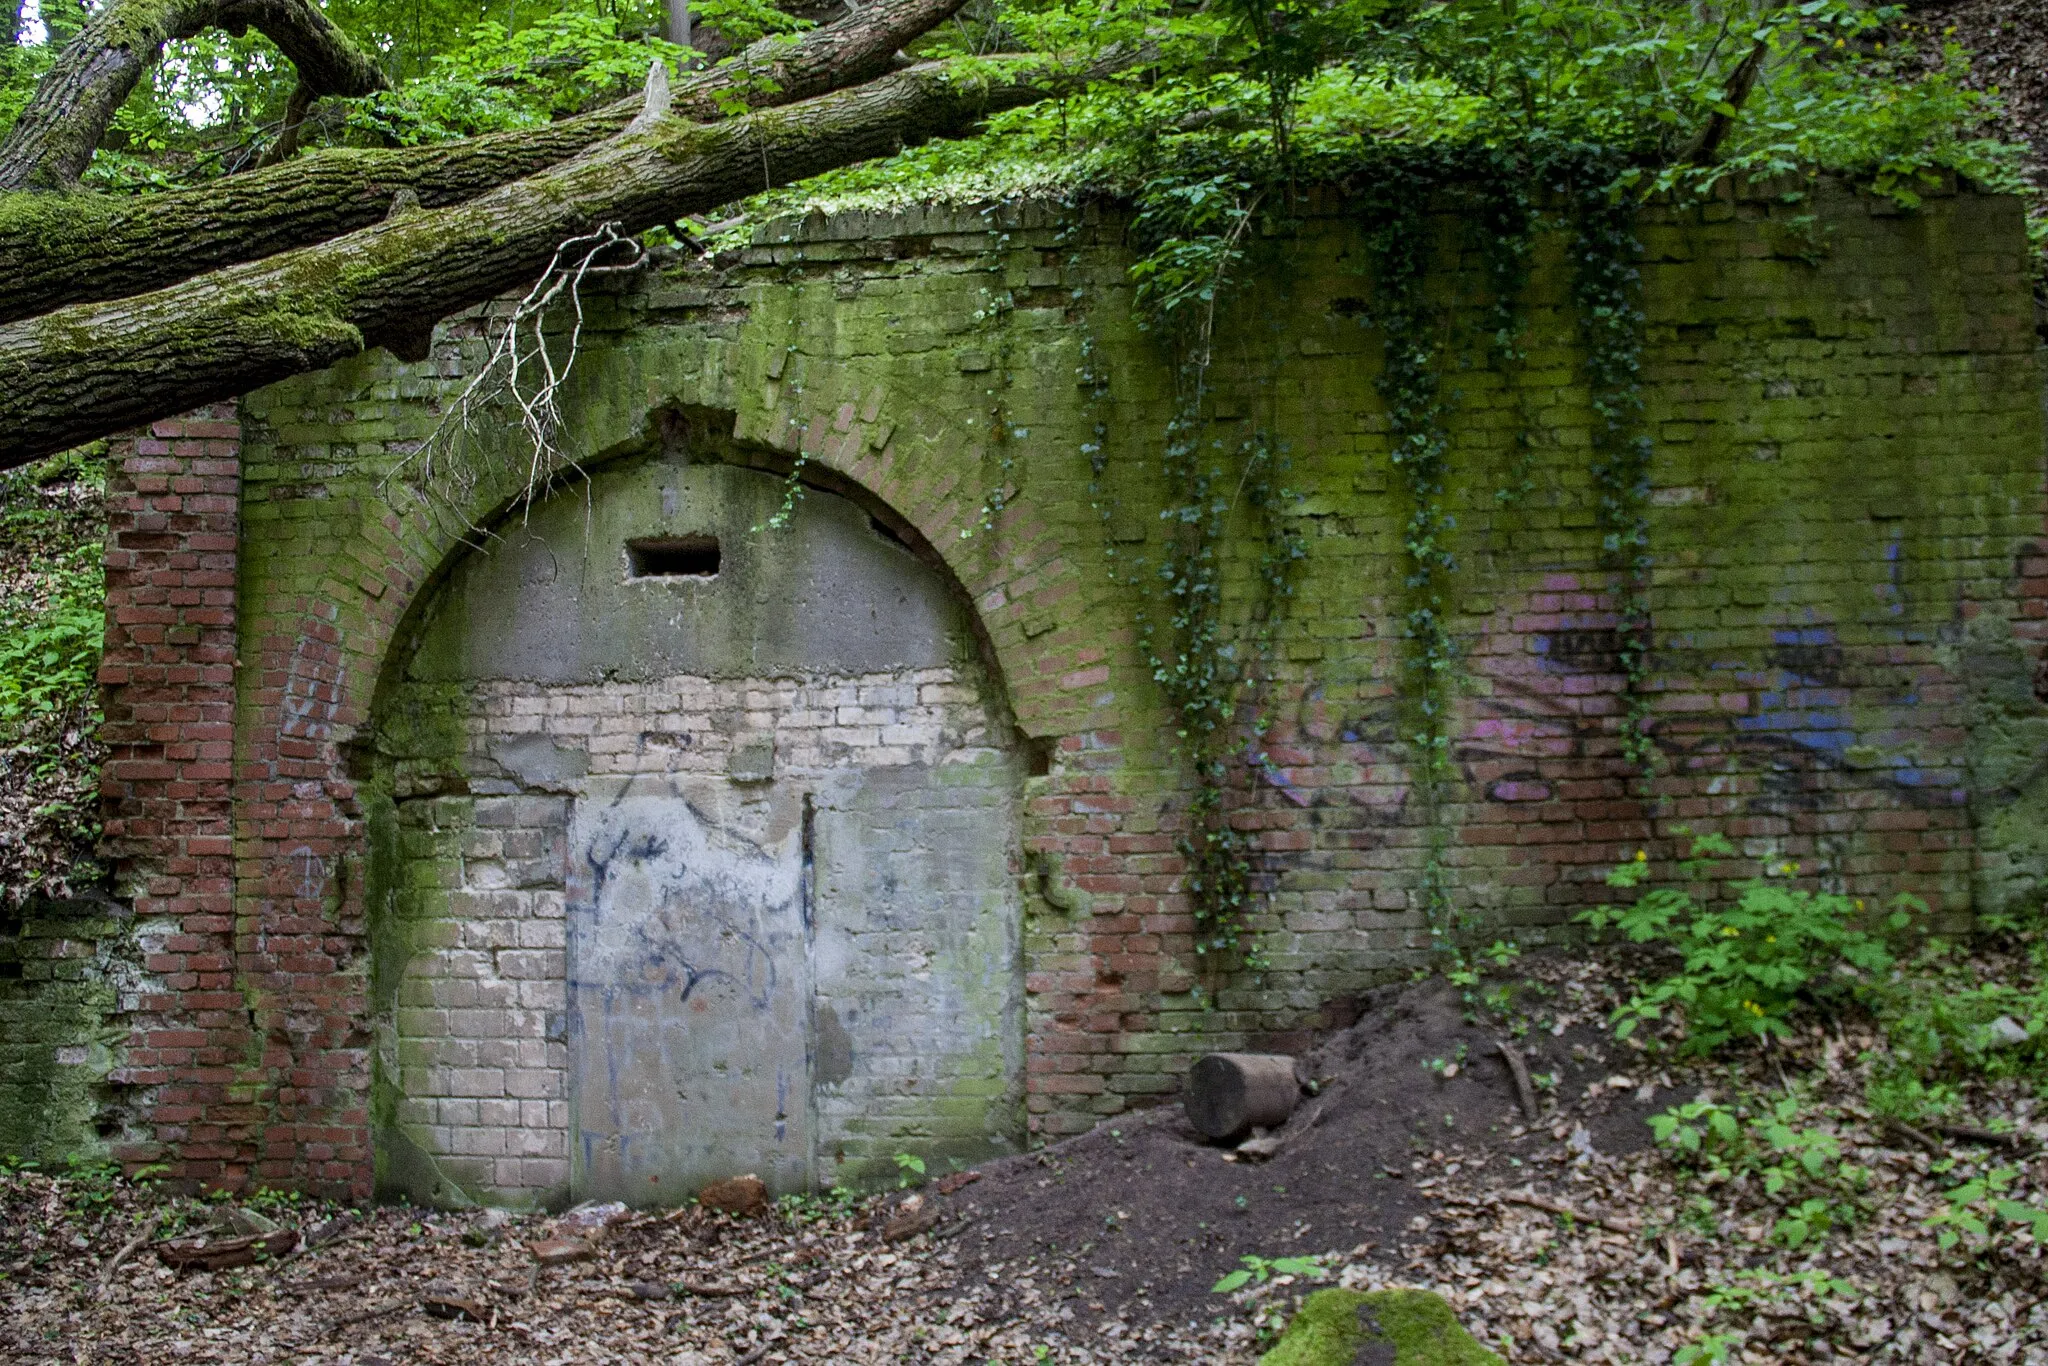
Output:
(9, 177), (2040, 1197)
(0, 895), (136, 1162)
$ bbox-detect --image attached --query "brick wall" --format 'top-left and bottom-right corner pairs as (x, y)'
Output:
(42, 179), (2045, 1192)
(96, 406), (245, 1184)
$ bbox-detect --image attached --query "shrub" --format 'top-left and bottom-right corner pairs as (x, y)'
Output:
(1579, 834), (1917, 1054)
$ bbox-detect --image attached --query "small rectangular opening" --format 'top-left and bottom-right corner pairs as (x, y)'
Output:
(627, 535), (720, 579)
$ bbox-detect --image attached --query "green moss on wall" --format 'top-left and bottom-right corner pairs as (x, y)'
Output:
(0, 898), (130, 1162)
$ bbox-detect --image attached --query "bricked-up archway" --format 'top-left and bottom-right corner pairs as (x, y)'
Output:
(367, 432), (1030, 1208)
(80, 188), (2048, 1198)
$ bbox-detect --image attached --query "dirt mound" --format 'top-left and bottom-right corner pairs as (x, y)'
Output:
(945, 965), (1667, 1325)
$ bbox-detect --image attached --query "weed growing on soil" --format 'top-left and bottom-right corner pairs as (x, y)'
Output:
(1211, 1252), (1328, 1293)
(1649, 1092), (1872, 1249)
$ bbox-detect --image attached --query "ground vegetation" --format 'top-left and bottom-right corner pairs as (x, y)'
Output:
(0, 448), (104, 905)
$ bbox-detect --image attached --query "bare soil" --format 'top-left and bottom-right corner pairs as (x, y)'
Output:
(945, 973), (1664, 1327)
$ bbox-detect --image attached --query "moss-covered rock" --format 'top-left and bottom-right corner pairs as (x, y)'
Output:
(1259, 1288), (1505, 1366)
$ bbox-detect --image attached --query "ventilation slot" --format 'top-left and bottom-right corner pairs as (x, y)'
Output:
(627, 536), (720, 579)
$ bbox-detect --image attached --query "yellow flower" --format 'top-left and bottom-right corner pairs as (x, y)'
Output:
(1744, 1001), (1765, 1016)
(1722, 927), (1740, 937)
(1765, 935), (1776, 944)
(1635, 850), (1648, 862)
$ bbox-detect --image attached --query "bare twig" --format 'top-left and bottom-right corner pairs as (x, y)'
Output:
(1502, 1190), (1640, 1236)
(278, 1273), (365, 1295)
(384, 220), (645, 523)
(330, 1298), (410, 1328)
(1881, 1117), (1943, 1155)
(270, 1225), (368, 1273)
(1686, 34), (1770, 165)
(97, 1214), (160, 1298)
(1496, 1040), (1540, 1120)
(679, 1277), (747, 1297)
(1933, 1122), (2030, 1150)
(254, 81), (317, 168)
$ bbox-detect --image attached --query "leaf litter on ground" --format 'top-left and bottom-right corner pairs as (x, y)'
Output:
(6, 946), (2048, 1363)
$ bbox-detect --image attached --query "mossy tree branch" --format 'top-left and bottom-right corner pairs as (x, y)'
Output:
(0, 0), (965, 322)
(0, 58), (1074, 467)
(0, 0), (385, 192)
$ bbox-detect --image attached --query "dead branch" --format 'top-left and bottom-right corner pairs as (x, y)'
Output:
(1933, 1122), (2031, 1150)
(254, 81), (319, 169)
(0, 54), (1113, 467)
(1496, 1040), (1540, 1121)
(96, 1213), (160, 1298)
(1881, 1116), (1944, 1154)
(1501, 1190), (1641, 1236)
(1686, 35), (1770, 166)
(386, 217), (646, 518)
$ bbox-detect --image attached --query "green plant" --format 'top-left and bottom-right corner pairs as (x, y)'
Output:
(1582, 836), (1917, 1053)
(1211, 1252), (1329, 1293)
(1874, 936), (2048, 1082)
(1674, 1332), (1743, 1365)
(1651, 1095), (1868, 1247)
(1863, 1068), (1959, 1124)
(1084, 174), (1309, 968)
(1425, 1043), (1469, 1076)
(1919, 1163), (2048, 1252)
(1676, 1270), (1859, 1363)
(0, 542), (101, 739)
(0, 449), (108, 901)
(892, 1152), (926, 1188)
(1572, 186), (1655, 785)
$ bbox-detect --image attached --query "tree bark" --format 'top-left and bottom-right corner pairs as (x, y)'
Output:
(0, 59), (1064, 468)
(1686, 36), (1770, 166)
(0, 0), (385, 192)
(255, 80), (318, 169)
(0, 0), (961, 323)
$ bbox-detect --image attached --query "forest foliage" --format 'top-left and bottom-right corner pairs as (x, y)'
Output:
(0, 0), (2028, 212)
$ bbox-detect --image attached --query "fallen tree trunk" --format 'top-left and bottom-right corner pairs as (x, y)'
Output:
(0, 0), (962, 323)
(0, 59), (1064, 467)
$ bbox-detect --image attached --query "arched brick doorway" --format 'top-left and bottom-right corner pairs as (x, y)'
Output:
(367, 430), (1028, 1208)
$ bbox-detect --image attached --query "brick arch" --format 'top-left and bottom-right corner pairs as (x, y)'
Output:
(361, 424), (1058, 1206)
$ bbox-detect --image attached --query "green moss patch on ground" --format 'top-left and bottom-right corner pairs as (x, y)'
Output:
(1260, 1289), (1505, 1366)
